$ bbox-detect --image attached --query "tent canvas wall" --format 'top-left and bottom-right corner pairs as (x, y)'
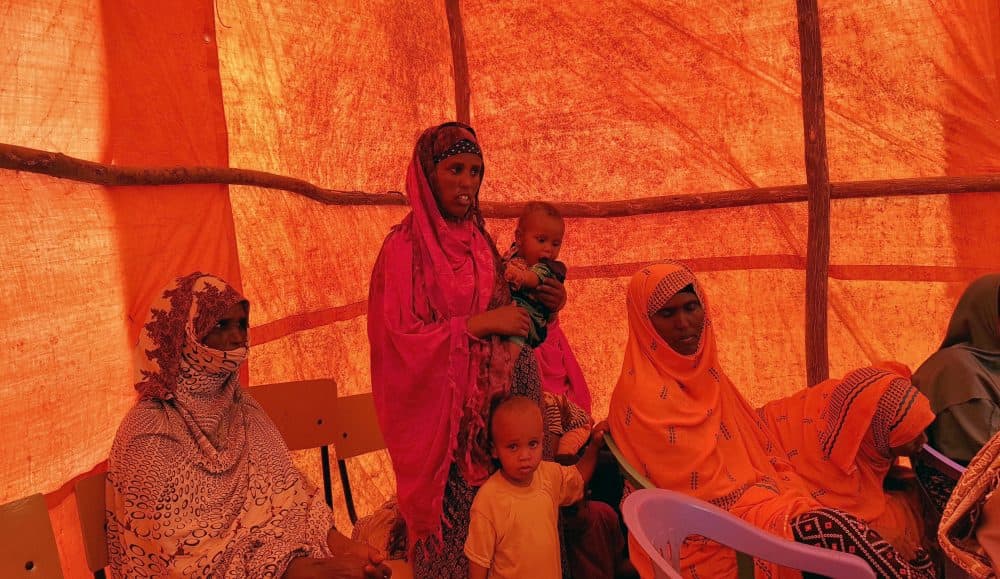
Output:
(2, 1), (998, 575)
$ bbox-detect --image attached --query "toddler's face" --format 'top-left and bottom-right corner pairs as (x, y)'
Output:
(491, 404), (544, 486)
(516, 212), (564, 266)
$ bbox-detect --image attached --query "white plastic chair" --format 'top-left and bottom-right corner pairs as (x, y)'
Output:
(913, 443), (970, 578)
(622, 488), (876, 579)
(916, 443), (967, 482)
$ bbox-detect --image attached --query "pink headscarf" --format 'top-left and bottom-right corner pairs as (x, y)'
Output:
(535, 318), (593, 414)
(368, 123), (512, 544)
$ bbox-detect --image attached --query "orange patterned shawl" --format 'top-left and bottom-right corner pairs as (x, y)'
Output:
(106, 274), (334, 578)
(609, 262), (816, 578)
(760, 366), (933, 556)
(940, 429), (1000, 578)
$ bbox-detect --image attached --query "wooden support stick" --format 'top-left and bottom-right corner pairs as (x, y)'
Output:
(445, 0), (472, 125)
(2, 142), (997, 218)
(483, 176), (1000, 218)
(796, 0), (832, 385)
(0, 143), (404, 206)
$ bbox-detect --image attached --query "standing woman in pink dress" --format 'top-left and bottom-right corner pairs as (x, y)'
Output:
(367, 122), (568, 576)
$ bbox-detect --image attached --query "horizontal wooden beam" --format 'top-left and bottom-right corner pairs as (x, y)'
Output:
(0, 143), (405, 206)
(482, 175), (1000, 219)
(3, 142), (998, 217)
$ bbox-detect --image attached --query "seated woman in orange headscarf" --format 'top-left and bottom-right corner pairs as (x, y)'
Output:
(759, 365), (934, 561)
(608, 261), (933, 579)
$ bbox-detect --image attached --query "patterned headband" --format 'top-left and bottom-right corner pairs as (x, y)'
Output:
(646, 268), (698, 318)
(433, 139), (482, 164)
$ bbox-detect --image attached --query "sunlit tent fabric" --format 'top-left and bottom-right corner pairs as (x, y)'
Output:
(1, 1), (998, 575)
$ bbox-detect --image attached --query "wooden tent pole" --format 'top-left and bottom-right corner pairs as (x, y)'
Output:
(2, 142), (999, 215)
(0, 143), (405, 206)
(796, 0), (832, 386)
(445, 0), (472, 124)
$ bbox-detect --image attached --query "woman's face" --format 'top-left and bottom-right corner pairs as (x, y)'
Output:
(889, 431), (927, 457)
(201, 301), (249, 351)
(433, 152), (483, 221)
(650, 291), (705, 355)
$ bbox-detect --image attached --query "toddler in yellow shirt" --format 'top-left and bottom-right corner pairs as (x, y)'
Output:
(465, 395), (607, 579)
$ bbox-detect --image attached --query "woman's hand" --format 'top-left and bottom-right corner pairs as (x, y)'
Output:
(591, 420), (609, 448)
(534, 277), (567, 312)
(467, 304), (530, 339)
(282, 554), (391, 579)
(324, 530), (393, 578)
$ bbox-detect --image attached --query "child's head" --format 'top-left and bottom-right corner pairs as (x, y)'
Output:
(515, 201), (564, 266)
(489, 395), (544, 486)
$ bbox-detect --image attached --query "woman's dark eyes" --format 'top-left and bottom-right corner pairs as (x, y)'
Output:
(450, 166), (481, 175)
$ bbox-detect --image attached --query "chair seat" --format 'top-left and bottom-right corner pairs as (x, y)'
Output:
(622, 488), (876, 579)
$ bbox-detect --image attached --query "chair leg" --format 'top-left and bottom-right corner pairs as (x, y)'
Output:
(736, 552), (754, 579)
(321, 446), (334, 508)
(339, 458), (359, 524)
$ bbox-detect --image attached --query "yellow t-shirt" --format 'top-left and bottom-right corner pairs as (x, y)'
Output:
(464, 461), (585, 579)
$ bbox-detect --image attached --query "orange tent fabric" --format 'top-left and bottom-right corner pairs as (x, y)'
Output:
(1, 1), (998, 576)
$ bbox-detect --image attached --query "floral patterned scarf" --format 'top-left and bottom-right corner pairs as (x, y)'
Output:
(106, 273), (334, 577)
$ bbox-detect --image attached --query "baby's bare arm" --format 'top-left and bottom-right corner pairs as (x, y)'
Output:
(506, 263), (542, 289)
(517, 268), (543, 289)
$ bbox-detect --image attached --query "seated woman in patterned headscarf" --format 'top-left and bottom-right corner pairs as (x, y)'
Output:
(608, 261), (933, 578)
(760, 364), (934, 562)
(106, 272), (389, 579)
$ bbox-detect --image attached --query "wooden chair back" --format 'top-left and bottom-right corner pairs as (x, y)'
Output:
(0, 493), (64, 578)
(329, 393), (386, 459)
(74, 472), (108, 578)
(252, 381), (389, 522)
(250, 379), (338, 451)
